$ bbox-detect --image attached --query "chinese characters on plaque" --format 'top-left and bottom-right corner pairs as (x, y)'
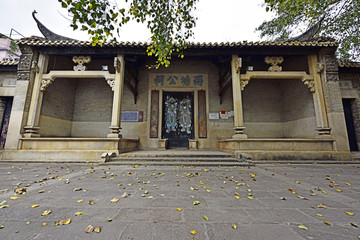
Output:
(150, 74), (207, 89)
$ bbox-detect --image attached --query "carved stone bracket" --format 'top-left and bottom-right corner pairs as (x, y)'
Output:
(302, 79), (316, 93)
(240, 79), (250, 91)
(73, 56), (91, 71)
(265, 56), (283, 72)
(40, 78), (54, 91)
(106, 79), (115, 91)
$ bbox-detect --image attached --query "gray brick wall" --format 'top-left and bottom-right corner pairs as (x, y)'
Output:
(282, 79), (315, 122)
(73, 78), (112, 122)
(243, 79), (282, 122)
(41, 78), (77, 121)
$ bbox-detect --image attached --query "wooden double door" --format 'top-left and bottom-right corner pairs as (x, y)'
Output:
(162, 92), (194, 148)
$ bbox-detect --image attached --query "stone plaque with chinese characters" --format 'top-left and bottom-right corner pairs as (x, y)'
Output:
(149, 74), (207, 89)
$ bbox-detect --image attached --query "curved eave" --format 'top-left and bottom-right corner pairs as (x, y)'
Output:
(0, 60), (19, 66)
(15, 39), (339, 49)
(338, 62), (360, 68)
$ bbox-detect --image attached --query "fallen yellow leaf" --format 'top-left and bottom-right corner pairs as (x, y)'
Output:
(10, 196), (19, 200)
(0, 225), (3, 229)
(147, 196), (153, 199)
(77, 199), (83, 203)
(345, 211), (354, 216)
(107, 218), (112, 222)
(41, 210), (52, 216)
(234, 196), (240, 199)
(94, 226), (101, 233)
(232, 223), (237, 229)
(177, 208), (182, 211)
(111, 198), (119, 203)
(56, 218), (71, 225)
(296, 181), (301, 184)
(298, 224), (308, 230)
(42, 222), (47, 227)
(89, 200), (95, 205)
(0, 205), (9, 208)
(193, 201), (200, 205)
(346, 182), (351, 186)
(190, 230), (197, 235)
(206, 190), (211, 193)
(204, 215), (209, 221)
(317, 204), (327, 209)
(324, 220), (331, 226)
(336, 189), (343, 192)
(248, 196), (254, 200)
(316, 213), (323, 217)
(31, 204), (39, 208)
(75, 212), (83, 216)
(38, 190), (45, 194)
(85, 225), (94, 233)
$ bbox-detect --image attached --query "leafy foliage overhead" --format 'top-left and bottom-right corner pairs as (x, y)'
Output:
(257, 0), (360, 60)
(58, 0), (198, 68)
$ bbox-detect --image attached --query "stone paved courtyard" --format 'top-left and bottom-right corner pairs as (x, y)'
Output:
(0, 162), (359, 240)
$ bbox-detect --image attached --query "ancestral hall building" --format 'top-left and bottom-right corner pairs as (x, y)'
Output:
(0, 14), (359, 162)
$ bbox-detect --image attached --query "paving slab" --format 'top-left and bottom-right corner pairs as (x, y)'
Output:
(0, 163), (359, 240)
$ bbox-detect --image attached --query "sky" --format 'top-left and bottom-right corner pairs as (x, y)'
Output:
(0, 0), (273, 43)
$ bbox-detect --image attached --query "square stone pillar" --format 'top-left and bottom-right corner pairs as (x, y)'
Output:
(308, 55), (331, 137)
(108, 55), (125, 138)
(23, 54), (49, 138)
(231, 55), (247, 139)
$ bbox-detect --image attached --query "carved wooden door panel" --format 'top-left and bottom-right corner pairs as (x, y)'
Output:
(162, 92), (194, 148)
(0, 97), (13, 148)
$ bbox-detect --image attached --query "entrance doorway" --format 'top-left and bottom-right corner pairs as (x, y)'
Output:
(342, 99), (359, 151)
(162, 92), (194, 148)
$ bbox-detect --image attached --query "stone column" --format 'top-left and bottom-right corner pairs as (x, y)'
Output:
(231, 55), (247, 139)
(108, 55), (125, 138)
(307, 54), (331, 137)
(23, 53), (49, 138)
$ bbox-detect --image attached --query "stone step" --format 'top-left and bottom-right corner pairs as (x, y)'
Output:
(102, 160), (253, 167)
(110, 157), (240, 162)
(118, 153), (233, 158)
(253, 160), (360, 164)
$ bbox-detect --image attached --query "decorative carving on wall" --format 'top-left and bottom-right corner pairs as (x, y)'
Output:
(17, 72), (30, 81)
(324, 55), (338, 72)
(265, 56), (283, 72)
(106, 79), (115, 91)
(18, 54), (33, 71)
(114, 57), (121, 73)
(40, 78), (54, 91)
(240, 79), (250, 91)
(31, 61), (39, 73)
(326, 72), (339, 82)
(302, 79), (316, 93)
(72, 56), (91, 71)
(316, 63), (324, 73)
(235, 58), (242, 73)
(19, 45), (33, 54)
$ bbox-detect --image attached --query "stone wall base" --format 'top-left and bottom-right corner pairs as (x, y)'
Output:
(1, 138), (139, 161)
(218, 138), (352, 161)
